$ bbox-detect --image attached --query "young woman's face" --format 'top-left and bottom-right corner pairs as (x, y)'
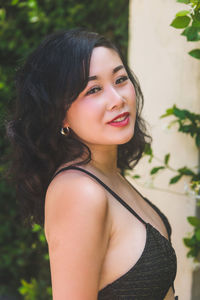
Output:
(63, 47), (136, 147)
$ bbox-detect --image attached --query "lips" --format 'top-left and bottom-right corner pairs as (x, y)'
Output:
(108, 112), (130, 123)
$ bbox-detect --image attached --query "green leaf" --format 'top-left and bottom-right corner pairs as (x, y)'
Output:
(170, 16), (191, 29)
(44, 253), (49, 260)
(192, 18), (200, 27)
(177, 0), (190, 3)
(169, 174), (182, 184)
(178, 122), (194, 133)
(160, 109), (174, 118)
(195, 12), (200, 23)
(176, 10), (190, 17)
(0, 9), (6, 22)
(27, 0), (37, 9)
(173, 107), (187, 119)
(177, 167), (195, 176)
(167, 120), (179, 129)
(148, 156), (153, 163)
(195, 228), (200, 241)
(39, 232), (46, 243)
(189, 48), (200, 59)
(47, 286), (52, 296)
(132, 175), (141, 179)
(195, 134), (200, 147)
(32, 223), (41, 232)
(187, 248), (198, 258)
(183, 237), (196, 247)
(11, 0), (19, 5)
(181, 26), (200, 41)
(144, 144), (153, 163)
(144, 143), (153, 155)
(187, 216), (200, 227)
(150, 166), (165, 175)
(164, 153), (170, 165)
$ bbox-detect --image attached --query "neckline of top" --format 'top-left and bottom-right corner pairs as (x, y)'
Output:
(98, 222), (173, 294)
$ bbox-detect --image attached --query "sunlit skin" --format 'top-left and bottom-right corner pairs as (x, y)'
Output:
(62, 47), (137, 175)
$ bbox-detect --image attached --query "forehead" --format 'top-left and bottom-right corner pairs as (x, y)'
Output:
(89, 47), (123, 75)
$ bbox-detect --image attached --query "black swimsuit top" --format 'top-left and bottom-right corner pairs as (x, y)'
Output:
(50, 166), (178, 300)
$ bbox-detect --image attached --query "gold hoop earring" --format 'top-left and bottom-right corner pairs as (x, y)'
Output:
(60, 126), (70, 136)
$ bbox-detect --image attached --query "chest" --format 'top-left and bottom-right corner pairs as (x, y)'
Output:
(98, 177), (170, 291)
(107, 176), (169, 240)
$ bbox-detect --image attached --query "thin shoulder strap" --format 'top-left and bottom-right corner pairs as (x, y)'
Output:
(51, 166), (147, 225)
(122, 175), (172, 240)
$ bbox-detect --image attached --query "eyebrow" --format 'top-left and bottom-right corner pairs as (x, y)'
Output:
(88, 65), (125, 82)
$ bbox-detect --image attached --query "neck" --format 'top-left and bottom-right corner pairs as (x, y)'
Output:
(87, 144), (120, 176)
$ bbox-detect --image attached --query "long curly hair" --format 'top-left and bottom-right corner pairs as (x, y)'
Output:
(5, 28), (152, 226)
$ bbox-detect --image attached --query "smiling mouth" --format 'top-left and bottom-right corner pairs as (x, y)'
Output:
(108, 112), (130, 123)
(110, 115), (128, 123)
(107, 114), (130, 127)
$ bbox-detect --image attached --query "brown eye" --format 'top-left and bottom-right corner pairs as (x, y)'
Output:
(115, 76), (128, 85)
(86, 86), (101, 96)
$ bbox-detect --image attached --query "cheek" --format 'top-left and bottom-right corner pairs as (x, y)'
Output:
(130, 84), (136, 99)
(126, 83), (136, 106)
(66, 99), (104, 128)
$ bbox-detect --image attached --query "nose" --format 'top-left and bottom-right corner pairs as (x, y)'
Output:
(107, 86), (126, 110)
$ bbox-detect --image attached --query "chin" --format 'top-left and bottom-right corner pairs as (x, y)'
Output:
(117, 130), (135, 145)
(118, 136), (133, 145)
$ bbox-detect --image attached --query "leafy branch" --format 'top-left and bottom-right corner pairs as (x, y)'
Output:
(127, 105), (200, 261)
(170, 0), (200, 59)
(160, 104), (200, 148)
(184, 216), (200, 261)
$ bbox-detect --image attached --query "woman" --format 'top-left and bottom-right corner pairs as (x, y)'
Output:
(6, 29), (178, 299)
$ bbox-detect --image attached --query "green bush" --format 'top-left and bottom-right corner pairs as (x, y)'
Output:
(0, 0), (129, 298)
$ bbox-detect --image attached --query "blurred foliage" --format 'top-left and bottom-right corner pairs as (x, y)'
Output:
(0, 0), (129, 298)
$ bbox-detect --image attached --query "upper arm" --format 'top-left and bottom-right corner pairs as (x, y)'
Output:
(44, 171), (110, 300)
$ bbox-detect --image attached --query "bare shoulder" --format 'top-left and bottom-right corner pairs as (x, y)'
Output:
(46, 166), (107, 199)
(44, 169), (111, 299)
(45, 168), (110, 241)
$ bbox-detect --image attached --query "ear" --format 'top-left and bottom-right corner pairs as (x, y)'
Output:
(62, 120), (70, 128)
(62, 113), (70, 128)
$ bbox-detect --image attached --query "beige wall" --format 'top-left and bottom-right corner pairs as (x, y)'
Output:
(128, 0), (200, 299)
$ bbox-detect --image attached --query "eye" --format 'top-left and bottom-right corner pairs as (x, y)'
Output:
(115, 76), (128, 85)
(85, 86), (101, 96)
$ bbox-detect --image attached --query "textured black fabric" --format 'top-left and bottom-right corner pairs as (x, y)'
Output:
(98, 223), (177, 300)
(50, 166), (178, 300)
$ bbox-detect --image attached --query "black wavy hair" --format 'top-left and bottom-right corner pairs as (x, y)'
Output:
(5, 28), (152, 226)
